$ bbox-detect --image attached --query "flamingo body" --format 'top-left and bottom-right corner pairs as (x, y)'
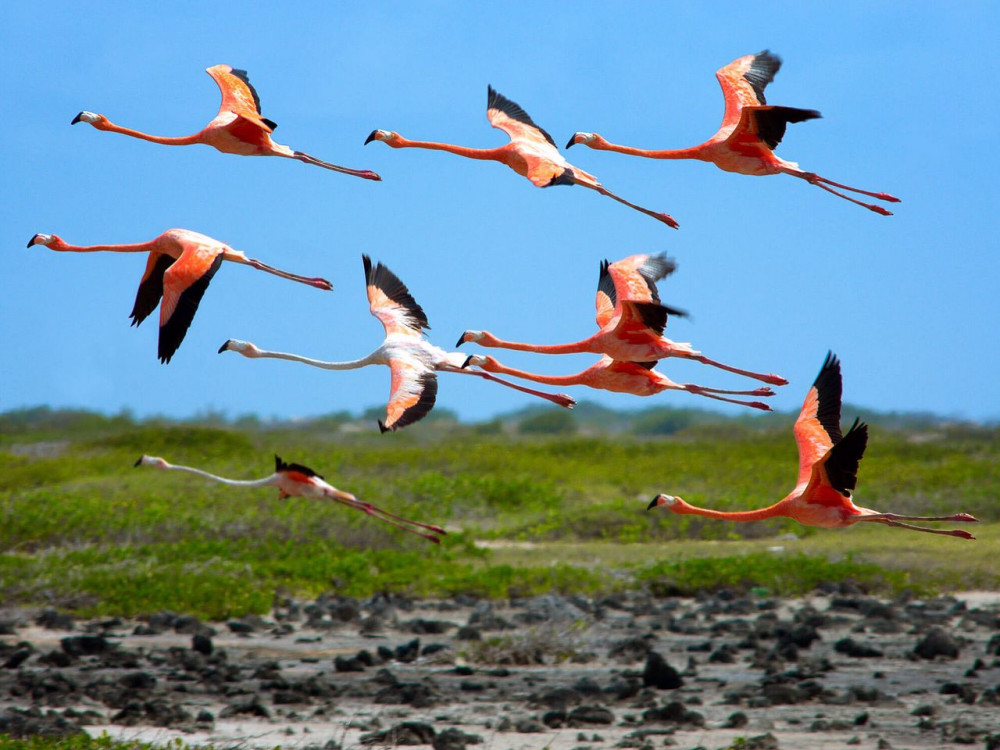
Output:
(365, 86), (677, 227)
(27, 229), (332, 363)
(73, 64), (380, 180)
(648, 353), (978, 539)
(135, 454), (446, 543)
(219, 255), (575, 432)
(459, 253), (787, 387)
(567, 51), (899, 214)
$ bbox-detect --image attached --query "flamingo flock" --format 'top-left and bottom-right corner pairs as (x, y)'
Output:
(28, 54), (976, 543)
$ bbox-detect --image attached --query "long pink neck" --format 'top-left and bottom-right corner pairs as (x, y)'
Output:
(674, 499), (789, 522)
(394, 137), (507, 161)
(49, 238), (159, 254)
(101, 121), (203, 146)
(480, 335), (596, 355)
(590, 139), (705, 161)
(482, 360), (587, 386)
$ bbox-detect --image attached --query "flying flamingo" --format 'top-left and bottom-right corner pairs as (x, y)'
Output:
(73, 64), (381, 180)
(365, 86), (678, 228)
(566, 50), (899, 215)
(648, 352), (978, 538)
(135, 454), (445, 544)
(219, 255), (575, 432)
(464, 354), (775, 410)
(27, 229), (332, 364)
(458, 253), (787, 386)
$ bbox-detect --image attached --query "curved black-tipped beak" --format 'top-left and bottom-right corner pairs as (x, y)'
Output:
(133, 457), (143, 468)
(26, 235), (39, 248)
(364, 130), (379, 145)
(646, 495), (661, 511)
(217, 340), (232, 354)
(565, 134), (577, 149)
(455, 333), (466, 348)
(377, 419), (390, 434)
(461, 355), (473, 369)
(71, 112), (84, 125)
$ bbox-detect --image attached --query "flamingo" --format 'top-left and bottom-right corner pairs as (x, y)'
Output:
(458, 253), (787, 386)
(463, 354), (775, 410)
(73, 64), (381, 180)
(26, 229), (332, 364)
(219, 255), (575, 432)
(648, 352), (978, 538)
(365, 86), (678, 228)
(566, 50), (900, 215)
(135, 454), (445, 544)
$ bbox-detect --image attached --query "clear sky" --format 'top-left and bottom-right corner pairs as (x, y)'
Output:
(2, 2), (998, 424)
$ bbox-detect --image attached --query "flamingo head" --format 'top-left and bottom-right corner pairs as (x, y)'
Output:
(218, 339), (260, 357)
(566, 132), (598, 149)
(364, 129), (398, 145)
(134, 455), (169, 470)
(647, 494), (685, 512)
(26, 233), (57, 249)
(461, 354), (487, 369)
(455, 330), (485, 347)
(71, 111), (107, 127)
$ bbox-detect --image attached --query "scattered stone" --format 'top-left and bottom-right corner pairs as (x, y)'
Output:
(191, 633), (213, 655)
(0, 708), (85, 738)
(568, 705), (615, 725)
(834, 638), (884, 658)
(641, 701), (704, 726)
(914, 627), (960, 659)
(60, 635), (110, 657)
(404, 618), (454, 634)
(3, 646), (33, 669)
(36, 609), (75, 631)
(514, 717), (546, 733)
(373, 681), (435, 708)
(642, 652), (683, 690)
(360, 721), (435, 745)
(218, 696), (270, 719)
(334, 655), (367, 672)
(722, 711), (748, 728)
(433, 727), (482, 750)
(395, 638), (421, 663)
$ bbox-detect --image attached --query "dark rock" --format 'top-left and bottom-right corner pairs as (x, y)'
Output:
(514, 717), (546, 733)
(568, 705), (614, 725)
(0, 708), (85, 738)
(740, 732), (780, 750)
(460, 680), (485, 691)
(173, 615), (214, 636)
(196, 710), (214, 725)
(36, 609), (75, 631)
(4, 646), (33, 669)
(531, 686), (583, 709)
(709, 644), (739, 663)
(433, 727), (482, 750)
(335, 655), (367, 672)
(542, 709), (567, 728)
(456, 626), (482, 641)
(573, 677), (602, 696)
(421, 643), (449, 657)
(835, 638), (884, 658)
(761, 682), (805, 704)
(395, 638), (421, 663)
(642, 652), (683, 690)
(608, 636), (654, 662)
(361, 721), (436, 745)
(722, 711), (748, 728)
(641, 701), (704, 726)
(218, 697), (270, 719)
(373, 682), (435, 708)
(112, 699), (193, 728)
(118, 671), (157, 690)
(37, 650), (73, 668)
(226, 619), (256, 634)
(0, 620), (18, 635)
(404, 618), (454, 635)
(147, 611), (178, 631)
(514, 595), (588, 625)
(60, 635), (110, 657)
(191, 633), (213, 655)
(914, 627), (960, 659)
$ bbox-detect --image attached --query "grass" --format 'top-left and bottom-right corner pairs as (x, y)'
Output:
(1, 409), (997, 619)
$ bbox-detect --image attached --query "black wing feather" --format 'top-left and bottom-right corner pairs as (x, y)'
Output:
(381, 372), (438, 433)
(824, 418), (868, 496)
(275, 454), (324, 480)
(129, 254), (174, 327)
(597, 259), (617, 309)
(751, 106), (821, 149)
(487, 85), (557, 148)
(812, 351), (844, 444)
(363, 254), (430, 332)
(743, 50), (783, 105)
(157, 253), (223, 364)
(626, 301), (670, 337)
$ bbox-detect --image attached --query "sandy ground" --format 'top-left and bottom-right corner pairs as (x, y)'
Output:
(2, 589), (999, 750)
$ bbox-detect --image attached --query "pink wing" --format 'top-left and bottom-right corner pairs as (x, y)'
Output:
(363, 255), (429, 338)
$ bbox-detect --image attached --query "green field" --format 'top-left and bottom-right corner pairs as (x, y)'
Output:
(2, 405), (997, 619)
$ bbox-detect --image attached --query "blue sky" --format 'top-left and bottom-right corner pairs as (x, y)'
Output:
(2, 2), (998, 424)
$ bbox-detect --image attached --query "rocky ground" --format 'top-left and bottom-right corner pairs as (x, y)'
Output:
(2, 585), (1000, 750)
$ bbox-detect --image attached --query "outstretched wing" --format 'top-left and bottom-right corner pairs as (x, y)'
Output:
(596, 254), (681, 330)
(611, 300), (671, 339)
(157, 244), (224, 363)
(206, 64), (278, 132)
(807, 418), (868, 499)
(381, 365), (438, 433)
(275, 454), (324, 480)
(724, 105), (821, 151)
(486, 86), (557, 149)
(714, 50), (782, 136)
(793, 351), (845, 488)
(363, 255), (429, 338)
(129, 252), (174, 327)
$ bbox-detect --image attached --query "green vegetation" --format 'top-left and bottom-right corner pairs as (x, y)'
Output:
(1, 406), (997, 619)
(0, 736), (196, 750)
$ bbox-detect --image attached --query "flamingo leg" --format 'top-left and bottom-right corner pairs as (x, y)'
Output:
(292, 151), (382, 181)
(684, 389), (772, 411)
(679, 353), (788, 386)
(865, 518), (976, 540)
(442, 365), (575, 409)
(784, 169), (899, 215)
(328, 494), (445, 544)
(575, 182), (678, 229)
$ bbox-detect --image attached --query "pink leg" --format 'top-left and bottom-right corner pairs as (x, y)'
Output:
(444, 366), (576, 409)
(329, 495), (446, 544)
(684, 388), (772, 411)
(786, 169), (900, 215)
(584, 183), (679, 229)
(679, 353), (788, 386)
(865, 518), (975, 540)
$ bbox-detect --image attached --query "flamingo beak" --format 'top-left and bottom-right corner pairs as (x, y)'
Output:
(133, 457), (143, 467)
(364, 130), (379, 145)
(461, 356), (474, 369)
(565, 134), (577, 149)
(217, 340), (232, 354)
(71, 112), (84, 125)
(647, 495), (665, 511)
